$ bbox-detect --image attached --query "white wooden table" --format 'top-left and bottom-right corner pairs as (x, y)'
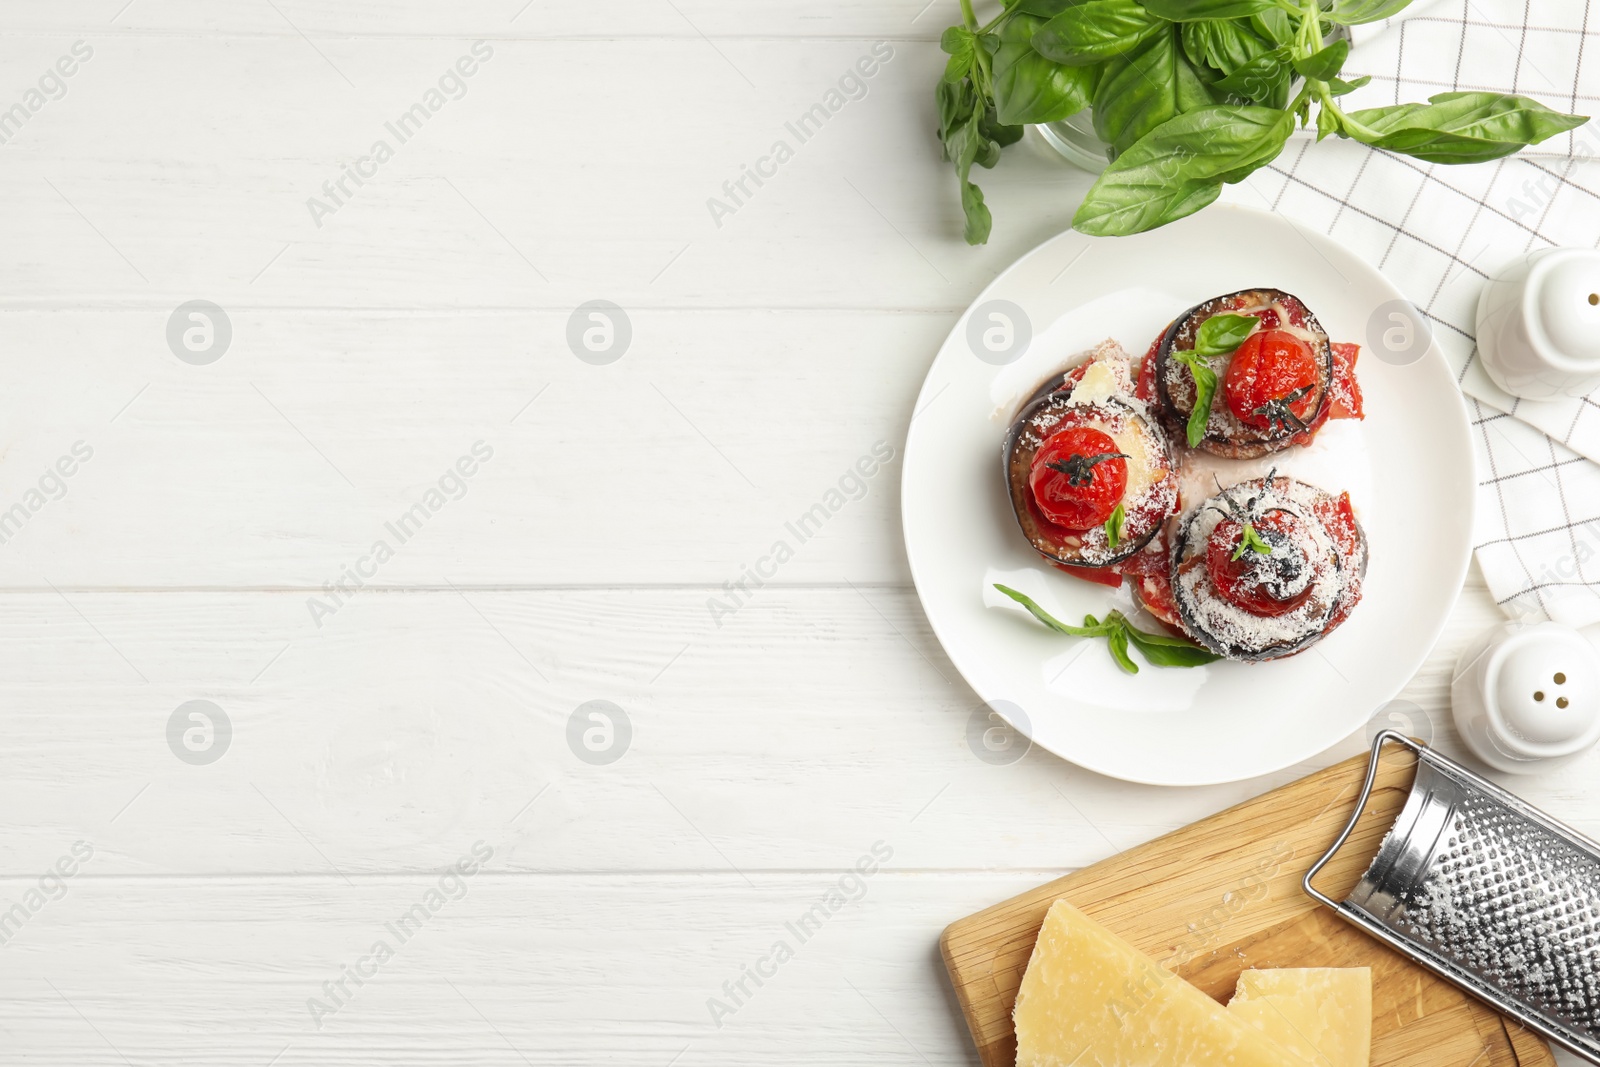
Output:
(2, 3), (1595, 1063)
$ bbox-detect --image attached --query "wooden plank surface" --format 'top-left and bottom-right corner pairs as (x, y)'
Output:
(1, 0), (960, 38)
(0, 35), (1090, 312)
(940, 747), (1557, 1067)
(4, 578), (1596, 879)
(0, 310), (932, 586)
(0, 4), (1592, 1065)
(0, 869), (1053, 1066)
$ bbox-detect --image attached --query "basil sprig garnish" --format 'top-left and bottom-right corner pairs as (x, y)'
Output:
(936, 0), (1587, 242)
(1171, 350), (1219, 447)
(1231, 521), (1273, 560)
(1103, 502), (1125, 550)
(1168, 313), (1256, 447)
(1193, 313), (1257, 356)
(994, 584), (1219, 673)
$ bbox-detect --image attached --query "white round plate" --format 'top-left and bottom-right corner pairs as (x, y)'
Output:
(902, 204), (1475, 786)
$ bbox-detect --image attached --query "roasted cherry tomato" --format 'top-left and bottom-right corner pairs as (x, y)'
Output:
(1223, 329), (1320, 432)
(1204, 510), (1313, 618)
(1028, 426), (1128, 531)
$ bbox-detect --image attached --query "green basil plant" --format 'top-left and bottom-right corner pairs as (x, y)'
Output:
(937, 0), (1588, 240)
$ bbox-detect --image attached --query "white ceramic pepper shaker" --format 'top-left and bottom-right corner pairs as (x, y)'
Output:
(1451, 620), (1600, 773)
(1477, 248), (1600, 399)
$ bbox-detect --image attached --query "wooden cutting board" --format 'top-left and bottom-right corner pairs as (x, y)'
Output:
(940, 746), (1555, 1067)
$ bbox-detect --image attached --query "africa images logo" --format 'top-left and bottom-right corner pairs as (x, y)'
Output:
(705, 43), (895, 228)
(0, 41), (93, 146)
(306, 842), (493, 1029)
(705, 441), (895, 627)
(705, 841), (892, 1027)
(305, 42), (495, 228)
(306, 442), (494, 628)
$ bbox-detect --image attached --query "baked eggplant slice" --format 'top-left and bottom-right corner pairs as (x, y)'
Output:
(1004, 347), (1179, 570)
(1153, 289), (1335, 460)
(1170, 474), (1367, 662)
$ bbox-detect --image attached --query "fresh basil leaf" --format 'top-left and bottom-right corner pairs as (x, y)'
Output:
(1032, 0), (1167, 66)
(1106, 610), (1220, 667)
(1293, 39), (1349, 81)
(974, 132), (1003, 169)
(980, 32), (1003, 54)
(1214, 45), (1291, 109)
(1171, 351), (1219, 446)
(1176, 20), (1206, 68)
(1316, 100), (1341, 139)
(980, 103), (1027, 152)
(1231, 521), (1273, 560)
(1122, 625), (1221, 666)
(937, 80), (977, 159)
(1186, 369), (1217, 447)
(1180, 19), (1270, 74)
(961, 178), (993, 243)
(941, 26), (976, 54)
(1073, 104), (1294, 235)
(1140, 0), (1275, 20)
(1327, 0), (1416, 24)
(1106, 625), (1138, 673)
(954, 115), (1000, 223)
(1082, 170), (1225, 236)
(994, 587), (1217, 672)
(1248, 8), (1292, 44)
(1193, 312), (1258, 355)
(936, 77), (973, 133)
(1092, 28), (1215, 156)
(1104, 502), (1125, 550)
(941, 27), (977, 83)
(993, 584), (1115, 638)
(937, 80), (1001, 245)
(1326, 73), (1370, 97)
(941, 109), (986, 171)
(944, 26), (979, 51)
(987, 122), (1027, 150)
(1014, 0), (1083, 12)
(1341, 91), (1589, 163)
(994, 13), (1097, 124)
(943, 97), (1002, 165)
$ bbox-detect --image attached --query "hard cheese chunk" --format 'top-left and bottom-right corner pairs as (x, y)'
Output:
(1014, 900), (1307, 1066)
(1227, 969), (1372, 1067)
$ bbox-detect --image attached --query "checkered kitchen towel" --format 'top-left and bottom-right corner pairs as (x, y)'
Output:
(1216, 0), (1600, 625)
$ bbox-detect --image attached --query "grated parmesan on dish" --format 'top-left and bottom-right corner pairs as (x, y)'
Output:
(1172, 477), (1351, 659)
(1010, 341), (1178, 566)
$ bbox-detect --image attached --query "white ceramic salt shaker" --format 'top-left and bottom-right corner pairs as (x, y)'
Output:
(1476, 248), (1600, 399)
(1451, 620), (1600, 773)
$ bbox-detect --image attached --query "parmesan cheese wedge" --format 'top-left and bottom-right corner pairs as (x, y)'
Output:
(1227, 969), (1372, 1067)
(1013, 900), (1310, 1066)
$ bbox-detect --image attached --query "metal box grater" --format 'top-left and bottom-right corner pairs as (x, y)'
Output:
(1305, 731), (1600, 1064)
